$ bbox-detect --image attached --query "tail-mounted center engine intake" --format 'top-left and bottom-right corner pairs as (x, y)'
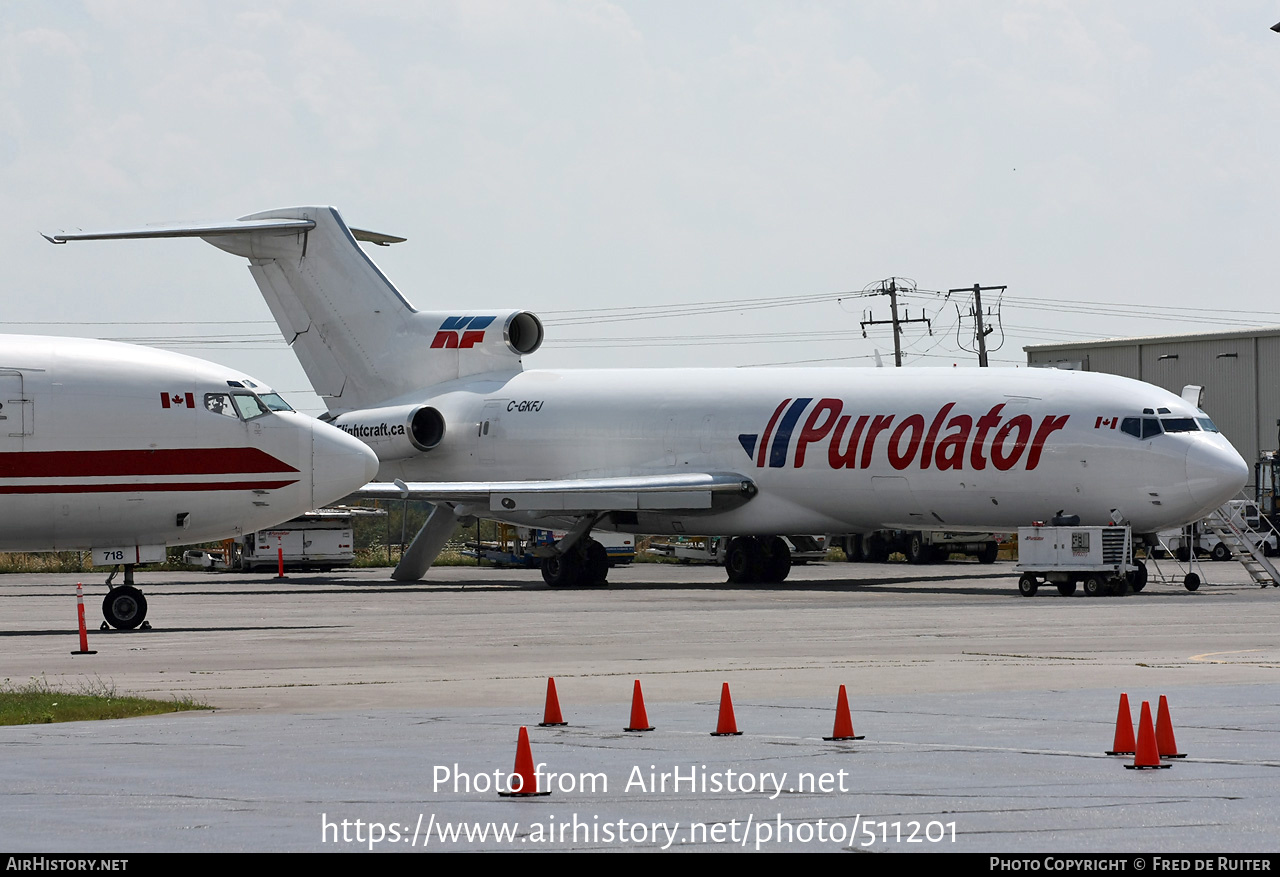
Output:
(396, 308), (544, 389)
(422, 310), (543, 357)
(331, 404), (446, 461)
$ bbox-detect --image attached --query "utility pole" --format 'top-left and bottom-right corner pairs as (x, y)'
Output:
(860, 277), (931, 367)
(950, 282), (1004, 367)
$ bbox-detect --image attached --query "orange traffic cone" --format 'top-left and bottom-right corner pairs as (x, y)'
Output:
(1155, 695), (1186, 759)
(498, 726), (551, 796)
(1125, 701), (1170, 770)
(823, 684), (864, 741)
(711, 682), (743, 736)
(1105, 692), (1136, 755)
(539, 677), (567, 727)
(625, 680), (654, 732)
(71, 583), (97, 656)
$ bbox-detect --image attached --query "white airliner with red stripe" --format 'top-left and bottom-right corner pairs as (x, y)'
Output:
(48, 207), (1250, 589)
(1, 333), (379, 627)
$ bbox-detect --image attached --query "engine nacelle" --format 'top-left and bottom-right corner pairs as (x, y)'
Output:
(420, 310), (543, 357)
(330, 404), (446, 461)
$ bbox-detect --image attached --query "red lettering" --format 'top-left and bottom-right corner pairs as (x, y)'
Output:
(888, 414), (926, 469)
(828, 414), (868, 469)
(920, 402), (956, 470)
(934, 415), (972, 471)
(431, 331), (459, 349)
(795, 399), (843, 467)
(459, 330), (485, 348)
(1026, 415), (1069, 470)
(969, 404), (1005, 471)
(812, 405), (1069, 473)
(991, 414), (1034, 471)
(860, 415), (895, 469)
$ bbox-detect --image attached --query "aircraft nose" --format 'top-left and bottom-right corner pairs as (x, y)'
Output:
(1185, 438), (1249, 510)
(311, 419), (380, 507)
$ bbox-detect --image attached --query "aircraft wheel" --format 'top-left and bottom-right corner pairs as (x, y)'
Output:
(583, 540), (610, 586)
(1128, 561), (1147, 593)
(103, 586), (147, 630)
(1057, 581), (1077, 597)
(1083, 575), (1107, 597)
(861, 534), (889, 563)
(541, 553), (582, 588)
(1210, 543), (1231, 562)
(725, 537), (764, 584)
(1017, 575), (1038, 597)
(1183, 573), (1200, 592)
(842, 535), (861, 562)
(977, 542), (998, 564)
(760, 536), (792, 583)
(906, 533), (930, 565)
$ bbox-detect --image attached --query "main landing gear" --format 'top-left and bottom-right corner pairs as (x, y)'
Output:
(725, 536), (791, 584)
(541, 538), (611, 588)
(102, 564), (150, 630)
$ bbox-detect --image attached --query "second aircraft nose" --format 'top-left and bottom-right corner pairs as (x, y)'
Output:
(311, 419), (381, 507)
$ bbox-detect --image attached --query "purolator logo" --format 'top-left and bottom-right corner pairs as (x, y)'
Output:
(737, 398), (1069, 472)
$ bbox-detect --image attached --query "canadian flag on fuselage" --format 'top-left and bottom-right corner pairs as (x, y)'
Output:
(160, 392), (195, 409)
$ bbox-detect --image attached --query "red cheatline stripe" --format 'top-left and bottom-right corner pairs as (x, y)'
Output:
(0, 480), (299, 495)
(0, 448), (299, 478)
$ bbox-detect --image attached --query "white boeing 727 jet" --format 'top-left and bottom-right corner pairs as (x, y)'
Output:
(47, 207), (1249, 587)
(1, 333), (379, 627)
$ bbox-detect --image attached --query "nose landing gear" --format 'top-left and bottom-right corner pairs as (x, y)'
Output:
(102, 565), (150, 630)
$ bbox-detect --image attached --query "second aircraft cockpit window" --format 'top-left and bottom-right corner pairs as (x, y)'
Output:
(204, 392), (281, 421)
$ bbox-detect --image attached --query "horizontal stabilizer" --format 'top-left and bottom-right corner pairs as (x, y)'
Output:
(42, 218), (318, 244)
(42, 218), (404, 246)
(358, 472), (757, 514)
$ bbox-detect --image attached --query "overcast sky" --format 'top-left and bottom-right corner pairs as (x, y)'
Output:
(4, 1), (1279, 413)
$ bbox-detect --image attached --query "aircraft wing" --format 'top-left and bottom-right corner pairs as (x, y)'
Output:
(357, 472), (757, 514)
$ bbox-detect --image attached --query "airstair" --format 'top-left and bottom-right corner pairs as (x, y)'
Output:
(1202, 503), (1280, 588)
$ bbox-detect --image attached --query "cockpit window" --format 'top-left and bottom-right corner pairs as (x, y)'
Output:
(204, 393), (238, 418)
(1197, 417), (1219, 433)
(258, 393), (293, 412)
(1161, 417), (1199, 433)
(230, 392), (270, 420)
(1121, 417), (1163, 439)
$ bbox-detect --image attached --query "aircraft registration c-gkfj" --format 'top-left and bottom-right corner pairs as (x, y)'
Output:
(0, 333), (379, 627)
(46, 207), (1250, 587)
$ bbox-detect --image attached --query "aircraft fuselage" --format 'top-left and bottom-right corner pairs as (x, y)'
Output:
(360, 366), (1248, 537)
(0, 335), (378, 552)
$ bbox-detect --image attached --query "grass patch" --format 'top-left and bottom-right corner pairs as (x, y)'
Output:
(0, 675), (209, 726)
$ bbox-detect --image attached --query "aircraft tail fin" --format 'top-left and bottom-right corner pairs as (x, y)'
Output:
(45, 207), (543, 413)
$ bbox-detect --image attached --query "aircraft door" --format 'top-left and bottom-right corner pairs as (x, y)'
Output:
(478, 400), (506, 465)
(871, 475), (925, 525)
(0, 372), (32, 450)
